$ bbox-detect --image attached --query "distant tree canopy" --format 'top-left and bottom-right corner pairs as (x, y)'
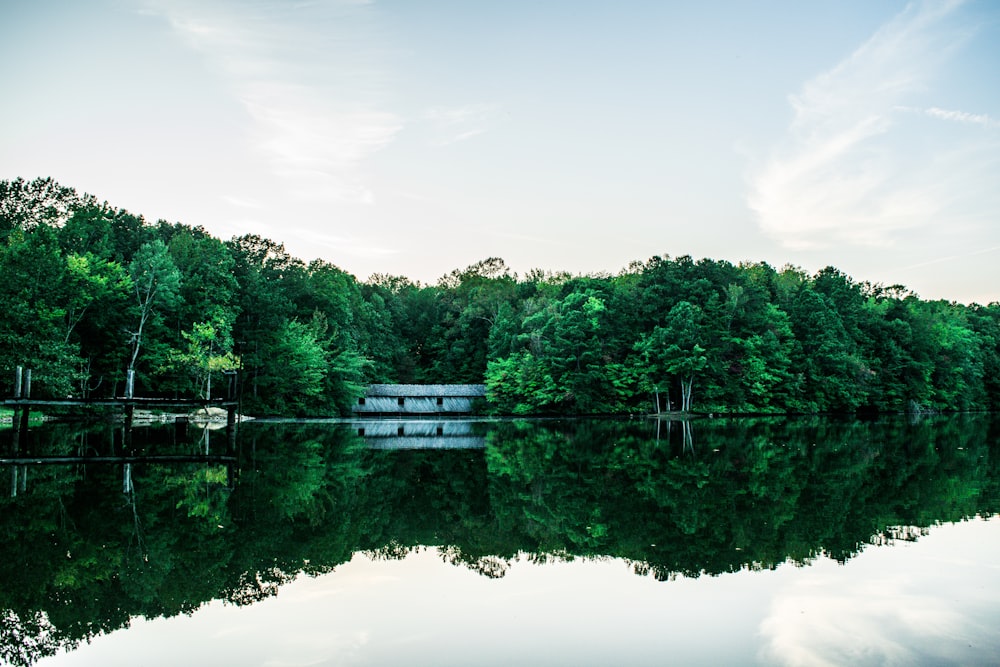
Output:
(1, 177), (998, 415)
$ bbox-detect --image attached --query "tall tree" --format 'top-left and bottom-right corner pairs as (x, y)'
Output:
(635, 301), (708, 412)
(127, 240), (181, 378)
(0, 226), (83, 396)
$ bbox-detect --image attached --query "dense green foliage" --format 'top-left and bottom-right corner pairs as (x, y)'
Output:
(1, 416), (998, 664)
(2, 177), (999, 415)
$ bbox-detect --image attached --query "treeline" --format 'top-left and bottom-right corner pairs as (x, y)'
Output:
(2, 177), (999, 415)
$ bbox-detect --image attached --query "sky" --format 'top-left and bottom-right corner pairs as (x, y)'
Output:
(1, 0), (998, 303)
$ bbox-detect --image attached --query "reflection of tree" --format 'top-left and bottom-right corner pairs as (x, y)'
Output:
(0, 415), (998, 665)
(0, 610), (64, 667)
(483, 416), (998, 578)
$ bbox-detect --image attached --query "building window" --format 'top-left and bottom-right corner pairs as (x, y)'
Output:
(398, 397), (405, 406)
(437, 397), (444, 406)
(397, 426), (405, 436)
(357, 428), (365, 436)
(436, 426), (444, 436)
(358, 397), (366, 405)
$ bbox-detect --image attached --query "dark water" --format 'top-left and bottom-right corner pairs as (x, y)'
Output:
(2, 415), (999, 666)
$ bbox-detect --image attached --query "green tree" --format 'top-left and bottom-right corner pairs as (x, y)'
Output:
(127, 240), (181, 379)
(166, 318), (239, 399)
(0, 226), (86, 396)
(789, 287), (866, 412)
(487, 287), (629, 414)
(252, 316), (330, 415)
(226, 234), (302, 408)
(0, 177), (87, 239)
(635, 301), (708, 412)
(428, 258), (518, 383)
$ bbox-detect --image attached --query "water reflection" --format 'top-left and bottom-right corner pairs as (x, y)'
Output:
(353, 418), (487, 449)
(758, 519), (1000, 666)
(0, 415), (998, 665)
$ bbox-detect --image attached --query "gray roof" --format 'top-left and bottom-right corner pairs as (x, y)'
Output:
(365, 384), (486, 398)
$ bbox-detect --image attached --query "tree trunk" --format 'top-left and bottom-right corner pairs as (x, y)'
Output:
(681, 376), (694, 412)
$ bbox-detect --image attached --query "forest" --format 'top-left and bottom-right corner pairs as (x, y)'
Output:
(2, 176), (999, 416)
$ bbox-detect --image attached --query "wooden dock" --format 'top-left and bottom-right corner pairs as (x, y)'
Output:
(3, 397), (236, 409)
(4, 366), (241, 455)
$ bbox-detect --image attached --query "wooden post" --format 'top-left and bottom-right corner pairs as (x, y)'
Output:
(122, 369), (135, 453)
(11, 466), (28, 497)
(174, 415), (188, 441)
(123, 406), (134, 453)
(123, 463), (133, 494)
(12, 367), (23, 451)
(16, 369), (30, 455)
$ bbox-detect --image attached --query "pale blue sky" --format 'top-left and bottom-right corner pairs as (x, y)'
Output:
(2, 0), (998, 302)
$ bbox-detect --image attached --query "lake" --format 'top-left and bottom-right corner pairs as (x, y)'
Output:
(2, 415), (999, 666)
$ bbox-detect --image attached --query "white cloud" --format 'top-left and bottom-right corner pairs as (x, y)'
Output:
(423, 104), (495, 146)
(292, 228), (400, 259)
(144, 0), (401, 204)
(239, 81), (401, 202)
(221, 195), (261, 209)
(925, 106), (999, 127)
(746, 0), (997, 249)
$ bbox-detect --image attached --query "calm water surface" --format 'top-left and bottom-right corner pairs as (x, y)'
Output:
(2, 415), (998, 666)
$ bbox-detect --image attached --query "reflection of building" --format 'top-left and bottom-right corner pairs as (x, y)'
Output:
(352, 384), (486, 416)
(353, 419), (485, 449)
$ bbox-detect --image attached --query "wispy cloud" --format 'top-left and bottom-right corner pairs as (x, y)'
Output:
(925, 106), (999, 127)
(143, 0), (401, 204)
(222, 194), (262, 209)
(423, 104), (495, 146)
(294, 227), (400, 259)
(746, 0), (997, 249)
(893, 244), (1000, 273)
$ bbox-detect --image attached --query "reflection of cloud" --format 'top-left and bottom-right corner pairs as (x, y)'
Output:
(747, 0), (998, 249)
(144, 0), (400, 203)
(759, 519), (1000, 667)
(759, 575), (963, 666)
